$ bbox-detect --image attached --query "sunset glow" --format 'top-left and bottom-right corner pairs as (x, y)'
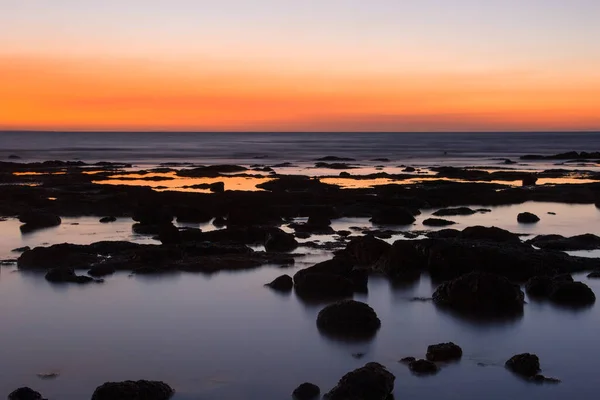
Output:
(2, 0), (599, 132)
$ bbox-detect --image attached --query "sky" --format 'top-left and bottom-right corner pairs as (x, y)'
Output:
(1, 0), (599, 132)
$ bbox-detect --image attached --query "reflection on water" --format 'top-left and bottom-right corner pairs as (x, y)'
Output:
(1, 204), (600, 399)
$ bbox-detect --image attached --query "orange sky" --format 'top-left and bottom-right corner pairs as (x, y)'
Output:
(2, 1), (600, 131)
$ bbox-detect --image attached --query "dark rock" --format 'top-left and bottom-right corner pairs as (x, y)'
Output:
(8, 154), (21, 160)
(342, 235), (391, 266)
(99, 216), (117, 223)
(433, 272), (524, 316)
(426, 229), (460, 239)
(295, 231), (312, 239)
(315, 162), (356, 170)
(372, 240), (427, 281)
(91, 380), (174, 400)
(157, 224), (182, 245)
(587, 271), (600, 278)
(531, 374), (561, 384)
(518, 212), (540, 223)
(209, 181), (225, 193)
(11, 246), (30, 253)
(426, 342), (463, 362)
(296, 273), (355, 299)
(264, 229), (298, 252)
(506, 353), (540, 377)
(549, 281), (595, 306)
(132, 206), (172, 225)
(522, 174), (538, 186)
(371, 158), (390, 162)
(18, 212), (61, 233)
(315, 156), (356, 162)
(423, 218), (456, 227)
(8, 387), (46, 400)
(370, 207), (416, 225)
(337, 230), (351, 237)
(324, 362), (394, 400)
(175, 207), (213, 223)
(476, 208), (492, 213)
(403, 166), (416, 172)
(399, 357), (416, 364)
(266, 274), (293, 292)
(527, 234), (600, 251)
(213, 216), (226, 227)
(88, 265), (117, 277)
(177, 165), (247, 177)
(316, 300), (381, 338)
(292, 382), (320, 400)
(459, 226), (521, 244)
(432, 207), (475, 217)
(408, 359), (439, 374)
(45, 268), (94, 284)
(339, 171), (351, 178)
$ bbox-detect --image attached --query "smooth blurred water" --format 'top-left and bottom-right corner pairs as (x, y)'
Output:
(1, 202), (600, 399)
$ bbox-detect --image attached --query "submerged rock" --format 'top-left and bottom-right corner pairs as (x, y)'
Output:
(370, 207), (416, 225)
(11, 246), (31, 253)
(8, 387), (46, 400)
(426, 342), (463, 362)
(292, 382), (320, 400)
(99, 216), (117, 223)
(408, 359), (439, 375)
(506, 353), (540, 377)
(587, 271), (600, 278)
(91, 380), (174, 400)
(18, 212), (61, 233)
(517, 212), (540, 223)
(432, 207), (475, 217)
(324, 362), (395, 400)
(265, 274), (293, 292)
(317, 300), (381, 339)
(433, 272), (524, 316)
(45, 268), (95, 284)
(423, 218), (456, 227)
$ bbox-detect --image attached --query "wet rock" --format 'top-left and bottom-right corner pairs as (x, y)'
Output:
(432, 207), (475, 217)
(91, 380), (174, 400)
(212, 216), (226, 227)
(177, 165), (247, 177)
(525, 274), (572, 297)
(296, 273), (355, 299)
(531, 374), (561, 384)
(45, 268), (94, 284)
(403, 166), (416, 172)
(476, 208), (492, 213)
(175, 207), (213, 223)
(11, 246), (30, 253)
(399, 357), (416, 364)
(426, 229), (460, 239)
(342, 235), (391, 266)
(408, 359), (439, 374)
(459, 226), (521, 244)
(157, 224), (182, 245)
(433, 272), (524, 316)
(99, 216), (117, 223)
(518, 212), (540, 223)
(265, 274), (293, 292)
(295, 231), (311, 239)
(587, 271), (600, 278)
(372, 240), (427, 281)
(264, 230), (298, 252)
(315, 156), (356, 162)
(292, 382), (320, 400)
(18, 212), (61, 233)
(256, 175), (336, 193)
(325, 362), (394, 400)
(315, 162), (356, 170)
(88, 265), (117, 277)
(339, 171), (351, 178)
(505, 353), (540, 377)
(549, 281), (595, 306)
(527, 234), (600, 251)
(132, 206), (173, 225)
(426, 342), (463, 362)
(317, 300), (381, 338)
(370, 207), (416, 225)
(8, 387), (46, 400)
(423, 218), (456, 227)
(522, 174), (538, 186)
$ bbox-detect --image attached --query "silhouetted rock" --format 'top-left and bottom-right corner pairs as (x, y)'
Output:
(296, 273), (355, 299)
(518, 212), (540, 223)
(132, 206), (172, 225)
(99, 216), (117, 223)
(8, 154), (21, 160)
(315, 156), (356, 162)
(522, 174), (538, 186)
(91, 380), (174, 400)
(45, 268), (94, 284)
(426, 229), (460, 239)
(403, 166), (416, 172)
(372, 240), (426, 281)
(8, 387), (46, 400)
(177, 165), (246, 177)
(317, 300), (381, 338)
(264, 230), (298, 252)
(408, 359), (439, 375)
(423, 218), (456, 227)
(549, 281), (595, 306)
(531, 374), (561, 384)
(325, 362), (394, 400)
(266, 274), (293, 292)
(370, 207), (416, 225)
(433, 207), (475, 217)
(213, 216), (226, 227)
(506, 354), (540, 377)
(399, 357), (416, 364)
(175, 207), (212, 223)
(527, 234), (600, 251)
(11, 246), (30, 253)
(18, 212), (61, 233)
(587, 271), (600, 278)
(342, 235), (391, 266)
(459, 226), (521, 244)
(426, 342), (463, 362)
(433, 272), (524, 316)
(525, 275), (572, 297)
(292, 382), (320, 400)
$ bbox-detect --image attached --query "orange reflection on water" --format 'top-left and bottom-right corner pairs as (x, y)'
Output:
(13, 172), (67, 176)
(94, 174), (272, 192)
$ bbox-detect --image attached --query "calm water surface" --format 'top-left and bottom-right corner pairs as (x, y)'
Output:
(1, 202), (600, 399)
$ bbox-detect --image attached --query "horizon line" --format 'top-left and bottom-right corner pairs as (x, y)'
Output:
(2, 130), (600, 134)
